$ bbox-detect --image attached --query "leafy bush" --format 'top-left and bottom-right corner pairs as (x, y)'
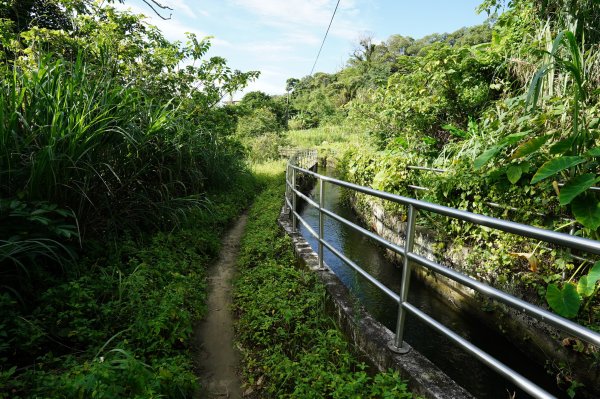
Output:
(348, 43), (501, 148)
(236, 107), (282, 137)
(245, 132), (287, 163)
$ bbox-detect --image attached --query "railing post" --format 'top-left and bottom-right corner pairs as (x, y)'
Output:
(394, 204), (417, 352)
(285, 163), (290, 213)
(292, 166), (297, 232)
(318, 177), (324, 269)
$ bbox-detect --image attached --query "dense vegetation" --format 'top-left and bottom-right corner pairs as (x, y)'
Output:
(261, 2), (600, 395)
(3, 0), (600, 396)
(279, 0), (600, 330)
(233, 162), (414, 398)
(0, 1), (262, 396)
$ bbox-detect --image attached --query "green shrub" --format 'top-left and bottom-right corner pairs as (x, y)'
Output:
(244, 132), (287, 163)
(237, 107), (282, 138)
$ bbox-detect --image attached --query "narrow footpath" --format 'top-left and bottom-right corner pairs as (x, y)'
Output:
(195, 215), (247, 398)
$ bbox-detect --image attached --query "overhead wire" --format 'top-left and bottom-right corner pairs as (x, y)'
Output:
(309, 0), (342, 76)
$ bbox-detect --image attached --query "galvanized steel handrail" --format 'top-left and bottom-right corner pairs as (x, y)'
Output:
(285, 152), (600, 399)
(296, 165), (600, 254)
(407, 165), (600, 191)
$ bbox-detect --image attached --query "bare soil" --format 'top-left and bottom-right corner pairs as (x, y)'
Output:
(194, 215), (247, 398)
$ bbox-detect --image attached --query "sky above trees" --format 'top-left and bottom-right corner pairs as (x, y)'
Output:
(116, 0), (487, 97)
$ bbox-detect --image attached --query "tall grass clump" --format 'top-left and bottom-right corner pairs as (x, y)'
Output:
(0, 50), (253, 284)
(286, 124), (366, 148)
(1, 54), (205, 234)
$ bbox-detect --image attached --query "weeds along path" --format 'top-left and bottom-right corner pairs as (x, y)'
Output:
(195, 214), (247, 399)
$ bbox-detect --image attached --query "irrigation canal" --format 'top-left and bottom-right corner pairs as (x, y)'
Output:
(297, 165), (565, 399)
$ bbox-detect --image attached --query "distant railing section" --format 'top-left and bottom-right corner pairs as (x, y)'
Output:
(284, 152), (600, 399)
(279, 147), (299, 158)
(285, 149), (318, 231)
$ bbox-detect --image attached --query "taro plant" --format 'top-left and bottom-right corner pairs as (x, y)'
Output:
(524, 30), (600, 233)
(474, 30), (600, 234)
(546, 261), (600, 318)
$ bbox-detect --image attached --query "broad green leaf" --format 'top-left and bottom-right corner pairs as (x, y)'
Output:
(577, 276), (595, 297)
(559, 174), (597, 205)
(506, 165), (522, 184)
(511, 134), (552, 160)
(585, 147), (600, 157)
(474, 146), (502, 170)
(500, 131), (531, 146)
(571, 194), (600, 230)
(443, 124), (467, 139)
(545, 283), (581, 318)
(587, 261), (600, 286)
(530, 156), (585, 184)
(549, 138), (574, 155)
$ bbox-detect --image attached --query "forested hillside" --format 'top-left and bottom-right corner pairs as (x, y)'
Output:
(279, 0), (600, 333)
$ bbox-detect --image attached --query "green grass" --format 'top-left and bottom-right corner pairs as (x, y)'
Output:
(0, 173), (261, 398)
(233, 163), (415, 398)
(285, 124), (368, 149)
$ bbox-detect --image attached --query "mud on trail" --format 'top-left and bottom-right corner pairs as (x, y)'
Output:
(195, 215), (247, 399)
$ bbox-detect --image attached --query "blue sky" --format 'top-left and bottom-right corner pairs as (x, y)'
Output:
(115, 0), (488, 98)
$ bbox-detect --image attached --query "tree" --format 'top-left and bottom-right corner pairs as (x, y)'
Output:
(0, 0), (85, 32)
(238, 91), (286, 128)
(286, 78), (299, 94)
(386, 34), (415, 56)
(236, 107), (281, 137)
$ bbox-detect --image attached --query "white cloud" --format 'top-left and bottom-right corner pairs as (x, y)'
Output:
(242, 42), (294, 54)
(283, 31), (321, 46)
(229, 0), (364, 41)
(230, 0), (331, 26)
(238, 78), (285, 98)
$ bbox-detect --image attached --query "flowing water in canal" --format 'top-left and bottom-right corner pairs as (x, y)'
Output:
(297, 166), (565, 399)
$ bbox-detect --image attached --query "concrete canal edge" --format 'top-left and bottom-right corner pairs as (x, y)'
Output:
(278, 205), (475, 399)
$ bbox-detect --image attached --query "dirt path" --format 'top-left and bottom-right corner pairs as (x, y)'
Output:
(195, 215), (247, 399)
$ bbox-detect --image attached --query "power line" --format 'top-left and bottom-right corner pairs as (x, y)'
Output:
(309, 0), (341, 76)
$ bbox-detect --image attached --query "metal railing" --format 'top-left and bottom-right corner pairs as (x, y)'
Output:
(406, 165), (589, 264)
(285, 150), (318, 233)
(406, 165), (600, 192)
(285, 153), (600, 399)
